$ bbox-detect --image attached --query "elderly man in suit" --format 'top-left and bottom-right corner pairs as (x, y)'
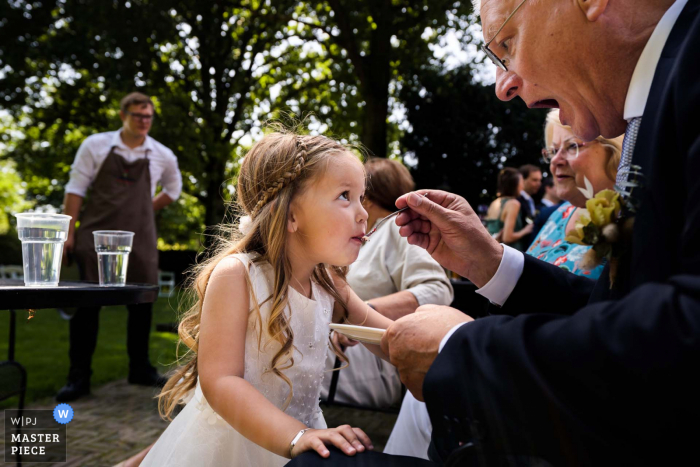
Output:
(288, 0), (700, 466)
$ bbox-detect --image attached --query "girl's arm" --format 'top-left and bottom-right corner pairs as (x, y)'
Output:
(330, 270), (393, 361)
(198, 257), (372, 459)
(502, 199), (533, 243)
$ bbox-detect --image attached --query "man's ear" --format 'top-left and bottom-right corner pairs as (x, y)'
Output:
(119, 110), (127, 123)
(577, 0), (609, 22)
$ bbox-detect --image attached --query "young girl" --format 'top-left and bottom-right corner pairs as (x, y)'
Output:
(141, 131), (393, 466)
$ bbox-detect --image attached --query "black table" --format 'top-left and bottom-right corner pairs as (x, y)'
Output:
(0, 279), (158, 362)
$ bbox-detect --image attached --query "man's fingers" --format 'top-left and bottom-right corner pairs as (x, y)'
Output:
(380, 329), (391, 356)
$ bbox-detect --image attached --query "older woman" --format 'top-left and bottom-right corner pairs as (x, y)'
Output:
(320, 157), (453, 409)
(383, 109), (624, 459)
(527, 109), (623, 278)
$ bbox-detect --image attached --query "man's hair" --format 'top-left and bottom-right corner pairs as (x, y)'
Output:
(542, 176), (554, 190)
(519, 164), (541, 180)
(120, 92), (154, 113)
(498, 167), (522, 197)
(365, 158), (415, 212)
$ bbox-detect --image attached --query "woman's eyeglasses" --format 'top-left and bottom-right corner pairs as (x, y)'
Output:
(542, 139), (598, 163)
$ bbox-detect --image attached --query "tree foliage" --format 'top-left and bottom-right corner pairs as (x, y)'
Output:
(1, 0), (546, 248)
(400, 63), (547, 206)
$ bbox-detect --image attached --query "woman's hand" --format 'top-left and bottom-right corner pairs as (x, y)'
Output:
(394, 190), (503, 287)
(290, 425), (373, 459)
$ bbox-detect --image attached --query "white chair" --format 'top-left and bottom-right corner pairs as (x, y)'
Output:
(158, 270), (176, 298)
(0, 265), (24, 280)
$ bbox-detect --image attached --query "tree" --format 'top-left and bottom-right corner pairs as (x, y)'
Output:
(297, 0), (473, 158)
(0, 0), (330, 235)
(400, 63), (547, 206)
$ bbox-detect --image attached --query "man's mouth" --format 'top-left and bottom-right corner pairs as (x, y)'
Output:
(528, 99), (559, 109)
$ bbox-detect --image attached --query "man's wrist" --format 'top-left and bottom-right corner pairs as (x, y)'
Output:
(439, 322), (470, 353)
(466, 240), (504, 288)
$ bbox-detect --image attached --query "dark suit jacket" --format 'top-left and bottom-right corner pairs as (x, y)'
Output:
(517, 194), (536, 247)
(424, 3), (700, 466)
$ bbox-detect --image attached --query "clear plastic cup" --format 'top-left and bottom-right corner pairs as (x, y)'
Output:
(15, 213), (72, 287)
(93, 230), (135, 287)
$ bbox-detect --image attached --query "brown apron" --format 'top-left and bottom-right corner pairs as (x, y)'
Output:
(74, 146), (158, 285)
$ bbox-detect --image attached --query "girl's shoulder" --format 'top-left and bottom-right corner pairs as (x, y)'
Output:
(213, 252), (273, 287)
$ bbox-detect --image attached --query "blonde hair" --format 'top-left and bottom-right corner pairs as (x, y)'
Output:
(158, 129), (358, 419)
(544, 109), (624, 182)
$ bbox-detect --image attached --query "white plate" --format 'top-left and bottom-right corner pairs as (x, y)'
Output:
(329, 323), (385, 345)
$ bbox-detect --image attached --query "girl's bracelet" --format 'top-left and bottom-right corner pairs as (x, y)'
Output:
(289, 428), (310, 458)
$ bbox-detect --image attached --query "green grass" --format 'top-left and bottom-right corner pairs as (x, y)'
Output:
(0, 291), (185, 409)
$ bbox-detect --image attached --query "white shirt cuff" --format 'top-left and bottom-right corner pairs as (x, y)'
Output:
(475, 244), (524, 307)
(439, 322), (469, 353)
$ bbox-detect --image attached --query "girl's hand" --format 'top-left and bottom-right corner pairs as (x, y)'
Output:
(332, 330), (360, 349)
(290, 425), (373, 459)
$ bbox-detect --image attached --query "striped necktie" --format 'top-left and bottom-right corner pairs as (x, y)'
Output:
(616, 117), (642, 186)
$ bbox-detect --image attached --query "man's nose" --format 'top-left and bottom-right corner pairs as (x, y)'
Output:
(495, 68), (522, 102)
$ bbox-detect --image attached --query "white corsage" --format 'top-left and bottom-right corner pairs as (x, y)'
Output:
(238, 215), (253, 235)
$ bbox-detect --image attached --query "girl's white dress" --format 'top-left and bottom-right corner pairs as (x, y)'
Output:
(142, 253), (335, 466)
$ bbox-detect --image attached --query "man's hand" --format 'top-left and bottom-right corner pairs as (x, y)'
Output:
(62, 232), (75, 266)
(394, 190), (503, 287)
(380, 305), (473, 401)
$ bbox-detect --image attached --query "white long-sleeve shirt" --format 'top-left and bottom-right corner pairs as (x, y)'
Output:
(65, 129), (182, 200)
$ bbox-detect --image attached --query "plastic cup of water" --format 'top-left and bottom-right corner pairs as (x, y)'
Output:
(93, 231), (135, 287)
(15, 213), (72, 287)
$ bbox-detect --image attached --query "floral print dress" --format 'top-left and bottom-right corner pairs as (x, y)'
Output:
(526, 202), (606, 279)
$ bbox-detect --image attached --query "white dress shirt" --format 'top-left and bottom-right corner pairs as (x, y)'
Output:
(441, 0), (688, 352)
(65, 129), (183, 200)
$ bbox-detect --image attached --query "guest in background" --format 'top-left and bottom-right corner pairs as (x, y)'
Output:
(531, 177), (563, 239)
(320, 158), (453, 409)
(484, 168), (533, 252)
(538, 177), (561, 209)
(517, 164), (542, 218)
(517, 164), (542, 247)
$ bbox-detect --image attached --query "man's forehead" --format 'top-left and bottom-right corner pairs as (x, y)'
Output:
(480, 0), (518, 38)
(127, 103), (153, 113)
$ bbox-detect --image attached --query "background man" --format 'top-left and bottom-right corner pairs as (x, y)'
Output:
(57, 92), (182, 402)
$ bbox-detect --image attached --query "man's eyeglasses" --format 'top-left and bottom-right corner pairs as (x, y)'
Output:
(481, 0), (530, 72)
(542, 139), (598, 163)
(126, 111), (154, 122)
